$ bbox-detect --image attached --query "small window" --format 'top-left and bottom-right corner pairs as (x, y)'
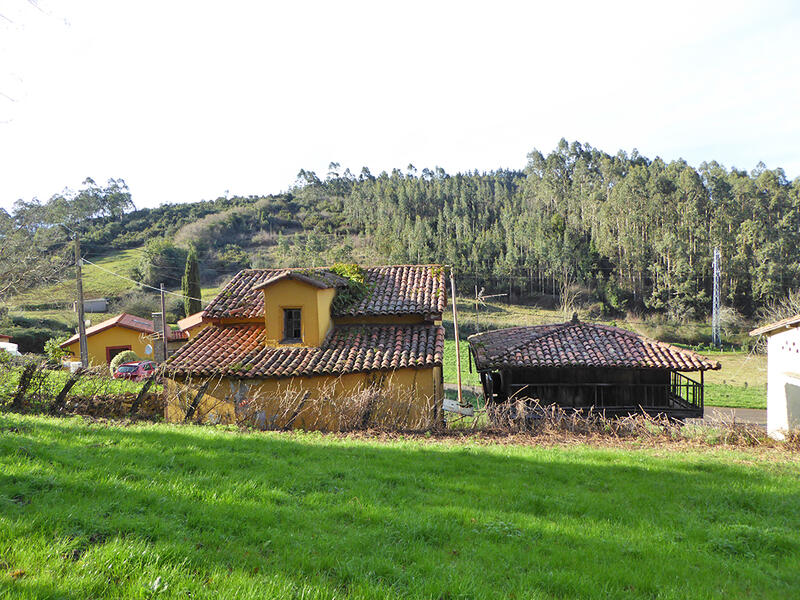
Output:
(283, 309), (302, 342)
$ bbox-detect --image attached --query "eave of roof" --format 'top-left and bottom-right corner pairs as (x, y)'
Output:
(749, 314), (800, 337)
(60, 313), (156, 348)
(177, 312), (205, 331)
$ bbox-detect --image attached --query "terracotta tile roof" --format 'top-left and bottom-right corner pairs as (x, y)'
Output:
(252, 270), (350, 291)
(165, 323), (445, 378)
(178, 312), (205, 332)
(202, 265), (447, 320)
(749, 313), (800, 337)
(61, 313), (186, 348)
(468, 320), (720, 372)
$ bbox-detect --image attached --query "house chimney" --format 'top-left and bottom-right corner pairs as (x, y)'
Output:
(571, 312), (579, 324)
(152, 312), (165, 362)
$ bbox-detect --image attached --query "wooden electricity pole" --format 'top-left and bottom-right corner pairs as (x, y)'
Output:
(450, 269), (463, 406)
(74, 236), (89, 367)
(160, 283), (168, 361)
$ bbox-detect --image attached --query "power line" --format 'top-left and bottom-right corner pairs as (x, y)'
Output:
(81, 258), (204, 303)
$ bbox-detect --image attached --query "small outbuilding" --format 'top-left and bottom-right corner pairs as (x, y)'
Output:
(750, 315), (800, 438)
(468, 315), (720, 419)
(60, 312), (187, 366)
(73, 298), (109, 313)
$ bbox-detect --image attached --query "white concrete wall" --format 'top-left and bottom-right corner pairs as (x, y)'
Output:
(766, 328), (800, 438)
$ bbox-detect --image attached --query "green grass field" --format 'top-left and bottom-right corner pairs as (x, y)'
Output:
(5, 246), (224, 329)
(12, 248), (144, 306)
(1, 414), (798, 599)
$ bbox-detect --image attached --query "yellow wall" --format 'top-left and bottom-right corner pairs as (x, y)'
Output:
(166, 366), (442, 431)
(184, 322), (209, 340)
(63, 326), (152, 366)
(262, 279), (334, 347)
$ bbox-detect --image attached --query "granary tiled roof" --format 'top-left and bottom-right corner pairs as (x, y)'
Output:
(165, 323), (445, 378)
(202, 265), (447, 320)
(468, 320), (720, 372)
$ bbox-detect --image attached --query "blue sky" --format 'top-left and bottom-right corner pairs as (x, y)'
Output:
(1, 1), (798, 211)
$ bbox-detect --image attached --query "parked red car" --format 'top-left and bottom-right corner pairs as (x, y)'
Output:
(113, 361), (157, 381)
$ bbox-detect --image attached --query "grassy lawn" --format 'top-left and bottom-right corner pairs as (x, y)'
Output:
(11, 248), (144, 306)
(7, 245), (221, 315)
(443, 339), (481, 388)
(1, 415), (798, 599)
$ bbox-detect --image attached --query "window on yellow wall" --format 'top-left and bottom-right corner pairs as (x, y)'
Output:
(283, 309), (302, 342)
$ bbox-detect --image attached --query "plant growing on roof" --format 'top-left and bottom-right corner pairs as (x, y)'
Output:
(330, 263), (371, 313)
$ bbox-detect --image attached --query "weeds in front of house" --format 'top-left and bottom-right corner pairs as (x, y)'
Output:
(1, 362), (791, 450)
(443, 397), (785, 449)
(167, 374), (439, 432)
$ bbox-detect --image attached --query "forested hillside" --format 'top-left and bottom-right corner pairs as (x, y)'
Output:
(332, 142), (799, 319)
(7, 140), (800, 323)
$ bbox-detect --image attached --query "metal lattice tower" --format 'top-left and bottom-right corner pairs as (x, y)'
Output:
(712, 247), (721, 348)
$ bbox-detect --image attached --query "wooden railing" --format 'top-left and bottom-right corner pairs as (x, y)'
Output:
(506, 372), (703, 415)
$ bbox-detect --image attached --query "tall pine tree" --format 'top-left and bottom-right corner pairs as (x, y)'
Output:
(182, 244), (202, 316)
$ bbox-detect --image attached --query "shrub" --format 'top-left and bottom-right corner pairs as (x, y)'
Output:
(112, 290), (160, 319)
(44, 336), (69, 364)
(135, 238), (188, 288)
(109, 350), (140, 374)
(6, 326), (71, 354)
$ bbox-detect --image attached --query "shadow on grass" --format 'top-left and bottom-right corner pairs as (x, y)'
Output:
(1, 415), (799, 599)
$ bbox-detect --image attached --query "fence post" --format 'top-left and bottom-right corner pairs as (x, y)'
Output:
(184, 379), (211, 422)
(12, 364), (38, 411)
(283, 392), (310, 431)
(50, 368), (84, 414)
(129, 376), (156, 416)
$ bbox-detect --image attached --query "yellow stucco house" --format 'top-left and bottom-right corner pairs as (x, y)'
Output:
(164, 265), (446, 429)
(60, 312), (187, 366)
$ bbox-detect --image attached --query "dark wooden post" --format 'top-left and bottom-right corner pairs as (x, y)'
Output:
(184, 379), (211, 422)
(129, 376), (156, 416)
(50, 368), (84, 414)
(12, 364), (37, 410)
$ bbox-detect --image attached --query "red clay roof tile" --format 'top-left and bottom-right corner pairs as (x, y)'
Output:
(165, 323), (444, 378)
(469, 321), (720, 372)
(202, 265), (447, 320)
(61, 313), (187, 348)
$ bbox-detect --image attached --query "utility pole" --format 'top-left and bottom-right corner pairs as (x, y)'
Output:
(160, 283), (169, 361)
(712, 247), (721, 348)
(450, 269), (463, 407)
(74, 236), (89, 367)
